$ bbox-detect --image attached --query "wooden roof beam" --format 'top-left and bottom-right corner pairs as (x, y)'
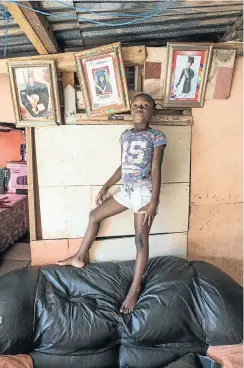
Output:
(2, 1), (59, 54)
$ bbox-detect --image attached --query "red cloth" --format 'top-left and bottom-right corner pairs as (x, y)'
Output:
(207, 344), (243, 368)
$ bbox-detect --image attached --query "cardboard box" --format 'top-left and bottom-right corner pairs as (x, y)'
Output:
(7, 161), (27, 193)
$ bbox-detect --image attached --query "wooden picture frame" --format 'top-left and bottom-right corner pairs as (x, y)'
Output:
(164, 43), (212, 107)
(75, 42), (130, 117)
(8, 60), (61, 127)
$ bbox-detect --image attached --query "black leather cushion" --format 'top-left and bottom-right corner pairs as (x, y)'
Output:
(0, 267), (40, 354)
(0, 256), (242, 368)
(191, 261), (242, 345)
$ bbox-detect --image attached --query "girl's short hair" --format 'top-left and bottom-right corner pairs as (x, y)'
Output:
(131, 93), (156, 109)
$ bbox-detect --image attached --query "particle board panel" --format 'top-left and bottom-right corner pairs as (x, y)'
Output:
(35, 125), (191, 186)
(89, 232), (187, 263)
(39, 183), (189, 239)
(39, 186), (91, 239)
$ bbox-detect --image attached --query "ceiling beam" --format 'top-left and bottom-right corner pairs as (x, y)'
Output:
(2, 1), (59, 54)
(219, 15), (243, 42)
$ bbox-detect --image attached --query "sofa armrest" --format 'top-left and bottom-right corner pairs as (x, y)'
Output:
(0, 267), (40, 354)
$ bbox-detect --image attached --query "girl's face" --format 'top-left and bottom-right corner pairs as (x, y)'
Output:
(131, 96), (154, 125)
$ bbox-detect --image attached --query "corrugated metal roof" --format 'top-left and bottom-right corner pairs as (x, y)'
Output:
(0, 0), (243, 58)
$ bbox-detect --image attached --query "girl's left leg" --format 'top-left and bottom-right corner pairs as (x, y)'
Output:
(120, 212), (150, 314)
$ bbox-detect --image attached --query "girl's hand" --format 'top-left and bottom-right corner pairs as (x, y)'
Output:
(139, 201), (158, 226)
(96, 186), (109, 206)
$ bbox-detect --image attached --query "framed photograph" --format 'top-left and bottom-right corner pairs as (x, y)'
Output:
(164, 43), (213, 107)
(8, 60), (61, 127)
(75, 42), (130, 117)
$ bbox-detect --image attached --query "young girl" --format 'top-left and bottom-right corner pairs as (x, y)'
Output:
(57, 93), (167, 314)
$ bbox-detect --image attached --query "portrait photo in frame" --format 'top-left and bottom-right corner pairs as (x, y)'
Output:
(75, 42), (130, 117)
(164, 43), (213, 107)
(8, 60), (61, 127)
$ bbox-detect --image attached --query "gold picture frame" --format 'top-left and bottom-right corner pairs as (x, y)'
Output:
(75, 42), (130, 117)
(8, 60), (61, 127)
(164, 43), (213, 108)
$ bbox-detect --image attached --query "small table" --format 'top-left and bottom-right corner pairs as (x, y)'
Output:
(0, 194), (29, 254)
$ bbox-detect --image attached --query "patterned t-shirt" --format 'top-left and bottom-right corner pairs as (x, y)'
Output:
(120, 128), (167, 185)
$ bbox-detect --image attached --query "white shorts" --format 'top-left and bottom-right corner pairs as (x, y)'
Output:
(113, 183), (152, 213)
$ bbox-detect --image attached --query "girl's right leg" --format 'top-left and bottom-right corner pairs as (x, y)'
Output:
(57, 197), (127, 267)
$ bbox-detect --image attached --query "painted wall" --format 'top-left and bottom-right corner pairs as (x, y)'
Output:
(0, 75), (15, 123)
(0, 130), (23, 167)
(189, 57), (243, 285)
(0, 75), (21, 167)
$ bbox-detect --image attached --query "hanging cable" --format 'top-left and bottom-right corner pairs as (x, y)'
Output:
(55, 0), (174, 19)
(4, 0), (178, 27)
(2, 9), (10, 57)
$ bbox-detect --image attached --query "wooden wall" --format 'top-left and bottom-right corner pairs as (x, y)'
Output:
(32, 123), (191, 264)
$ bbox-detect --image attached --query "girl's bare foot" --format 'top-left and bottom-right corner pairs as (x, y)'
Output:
(56, 255), (86, 268)
(120, 285), (141, 314)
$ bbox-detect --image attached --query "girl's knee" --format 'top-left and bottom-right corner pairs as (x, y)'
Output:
(135, 233), (149, 251)
(89, 209), (100, 224)
(135, 234), (144, 250)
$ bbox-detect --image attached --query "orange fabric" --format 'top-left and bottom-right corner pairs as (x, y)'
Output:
(207, 345), (243, 368)
(0, 355), (33, 368)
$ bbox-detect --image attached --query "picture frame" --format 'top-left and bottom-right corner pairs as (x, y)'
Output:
(163, 43), (213, 107)
(75, 42), (130, 117)
(8, 60), (61, 127)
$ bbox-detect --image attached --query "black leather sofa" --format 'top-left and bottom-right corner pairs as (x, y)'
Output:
(0, 256), (242, 368)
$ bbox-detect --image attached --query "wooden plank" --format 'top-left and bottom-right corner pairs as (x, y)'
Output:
(25, 127), (37, 241)
(2, 2), (48, 54)
(89, 233), (187, 262)
(31, 238), (89, 266)
(31, 239), (69, 265)
(35, 125), (191, 186)
(76, 90), (192, 116)
(219, 15), (243, 42)
(38, 183), (189, 239)
(0, 46), (146, 75)
(63, 72), (76, 124)
(33, 130), (43, 240)
(76, 114), (193, 126)
(17, 1), (59, 53)
(30, 233), (186, 265)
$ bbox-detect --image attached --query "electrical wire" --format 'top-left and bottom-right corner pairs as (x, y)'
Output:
(55, 0), (174, 19)
(4, 0), (178, 27)
(2, 9), (10, 57)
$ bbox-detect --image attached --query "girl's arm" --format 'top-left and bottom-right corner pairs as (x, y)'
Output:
(96, 148), (122, 205)
(151, 145), (165, 205)
(103, 165), (122, 190)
